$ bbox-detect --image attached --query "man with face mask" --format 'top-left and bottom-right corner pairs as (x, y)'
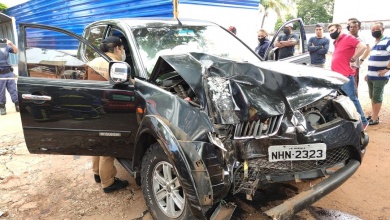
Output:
(254, 28), (270, 59)
(274, 23), (299, 59)
(85, 36), (130, 193)
(327, 23), (368, 130)
(85, 36), (127, 81)
(364, 22), (390, 126)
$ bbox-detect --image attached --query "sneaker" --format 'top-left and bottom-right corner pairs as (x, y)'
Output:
(15, 102), (20, 112)
(94, 174), (101, 183)
(103, 177), (129, 193)
(362, 123), (368, 131)
(0, 107), (6, 115)
(366, 116), (371, 121)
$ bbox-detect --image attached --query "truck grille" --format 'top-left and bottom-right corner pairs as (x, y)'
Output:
(234, 115), (283, 139)
(233, 146), (352, 194)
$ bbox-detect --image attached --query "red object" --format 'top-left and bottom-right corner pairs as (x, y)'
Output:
(228, 26), (236, 35)
(331, 34), (360, 77)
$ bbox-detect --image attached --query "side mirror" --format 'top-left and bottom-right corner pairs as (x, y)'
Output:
(267, 47), (279, 61)
(108, 61), (132, 85)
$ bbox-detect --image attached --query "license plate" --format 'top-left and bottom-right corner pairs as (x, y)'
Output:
(268, 143), (326, 162)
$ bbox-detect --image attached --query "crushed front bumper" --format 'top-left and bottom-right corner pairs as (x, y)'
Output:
(263, 159), (360, 220)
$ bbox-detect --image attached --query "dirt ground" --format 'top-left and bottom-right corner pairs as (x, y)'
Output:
(1, 63), (390, 220)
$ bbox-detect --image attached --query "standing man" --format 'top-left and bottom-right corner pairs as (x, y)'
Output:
(0, 38), (19, 115)
(308, 24), (329, 68)
(347, 18), (370, 96)
(254, 28), (270, 59)
(274, 23), (299, 59)
(327, 23), (368, 130)
(365, 22), (390, 125)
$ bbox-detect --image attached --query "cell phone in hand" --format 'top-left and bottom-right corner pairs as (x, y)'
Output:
(0, 39), (7, 48)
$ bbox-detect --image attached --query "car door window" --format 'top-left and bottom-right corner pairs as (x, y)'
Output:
(83, 25), (107, 62)
(25, 27), (107, 81)
(107, 28), (136, 77)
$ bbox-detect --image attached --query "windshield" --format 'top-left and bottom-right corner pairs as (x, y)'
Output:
(133, 25), (261, 76)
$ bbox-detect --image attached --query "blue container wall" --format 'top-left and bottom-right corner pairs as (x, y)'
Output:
(180, 0), (259, 9)
(4, 0), (174, 50)
(4, 0), (258, 50)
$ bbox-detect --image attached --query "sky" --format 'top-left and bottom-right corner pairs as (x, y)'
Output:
(2, 0), (29, 8)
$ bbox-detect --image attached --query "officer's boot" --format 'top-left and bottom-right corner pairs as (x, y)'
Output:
(0, 104), (6, 115)
(15, 102), (20, 112)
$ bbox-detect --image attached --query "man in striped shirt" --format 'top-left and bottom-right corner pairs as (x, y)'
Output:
(365, 22), (390, 125)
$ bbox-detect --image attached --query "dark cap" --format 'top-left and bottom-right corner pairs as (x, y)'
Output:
(102, 36), (122, 44)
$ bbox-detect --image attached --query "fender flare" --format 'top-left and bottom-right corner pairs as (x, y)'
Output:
(134, 115), (213, 219)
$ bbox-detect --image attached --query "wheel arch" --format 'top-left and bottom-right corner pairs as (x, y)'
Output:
(133, 115), (213, 219)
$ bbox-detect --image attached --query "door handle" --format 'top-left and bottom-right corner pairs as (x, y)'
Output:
(22, 94), (52, 101)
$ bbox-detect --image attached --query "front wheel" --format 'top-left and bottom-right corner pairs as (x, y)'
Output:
(141, 142), (193, 220)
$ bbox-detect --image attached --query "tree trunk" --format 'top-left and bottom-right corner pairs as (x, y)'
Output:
(261, 13), (267, 28)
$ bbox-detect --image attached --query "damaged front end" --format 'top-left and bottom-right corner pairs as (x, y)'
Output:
(149, 52), (368, 219)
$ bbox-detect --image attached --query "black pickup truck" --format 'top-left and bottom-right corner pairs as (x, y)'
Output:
(17, 17), (368, 220)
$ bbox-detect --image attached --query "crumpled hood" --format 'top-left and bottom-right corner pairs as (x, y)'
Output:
(150, 52), (347, 122)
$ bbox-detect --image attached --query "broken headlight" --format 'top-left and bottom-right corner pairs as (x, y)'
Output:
(332, 95), (360, 121)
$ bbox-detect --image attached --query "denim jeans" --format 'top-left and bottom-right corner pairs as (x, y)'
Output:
(341, 76), (368, 125)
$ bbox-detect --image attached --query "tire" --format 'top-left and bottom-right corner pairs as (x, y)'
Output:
(141, 142), (193, 220)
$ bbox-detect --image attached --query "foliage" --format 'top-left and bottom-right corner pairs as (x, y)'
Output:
(274, 15), (295, 31)
(0, 3), (8, 11)
(259, 0), (295, 28)
(296, 0), (334, 24)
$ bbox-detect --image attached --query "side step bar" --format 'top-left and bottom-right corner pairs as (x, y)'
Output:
(116, 158), (138, 178)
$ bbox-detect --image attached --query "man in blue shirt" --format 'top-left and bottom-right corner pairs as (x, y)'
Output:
(308, 24), (329, 68)
(0, 38), (19, 115)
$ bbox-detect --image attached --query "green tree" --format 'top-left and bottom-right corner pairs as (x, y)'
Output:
(0, 3), (8, 11)
(259, 0), (294, 28)
(274, 14), (295, 31)
(296, 0), (333, 24)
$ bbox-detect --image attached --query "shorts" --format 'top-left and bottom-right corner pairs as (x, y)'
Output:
(367, 79), (389, 103)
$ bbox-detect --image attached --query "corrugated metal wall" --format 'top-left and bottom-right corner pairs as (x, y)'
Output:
(3, 0), (258, 51)
(3, 0), (174, 34)
(3, 0), (174, 51)
(4, 0), (260, 34)
(180, 0), (259, 9)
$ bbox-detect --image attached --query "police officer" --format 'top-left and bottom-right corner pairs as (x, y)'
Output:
(0, 38), (19, 115)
